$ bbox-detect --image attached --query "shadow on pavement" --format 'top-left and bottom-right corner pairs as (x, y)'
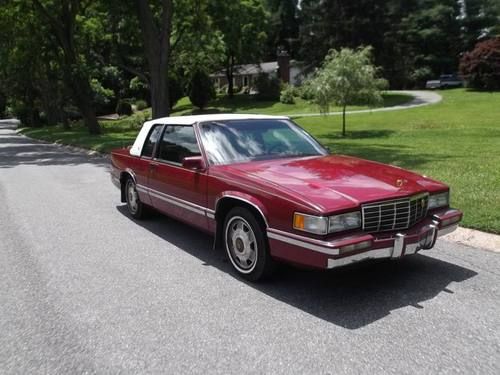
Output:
(116, 205), (477, 330)
(0, 123), (109, 169)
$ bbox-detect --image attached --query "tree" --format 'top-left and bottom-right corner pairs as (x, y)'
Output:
(264, 0), (300, 58)
(461, 0), (500, 51)
(306, 47), (387, 137)
(32, 0), (101, 134)
(297, 0), (465, 88)
(136, 0), (173, 119)
(188, 70), (215, 109)
(209, 0), (270, 97)
(460, 37), (500, 90)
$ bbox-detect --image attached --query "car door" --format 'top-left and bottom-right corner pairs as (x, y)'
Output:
(135, 123), (164, 206)
(147, 124), (209, 230)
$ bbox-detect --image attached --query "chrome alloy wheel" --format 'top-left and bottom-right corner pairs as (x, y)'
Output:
(225, 216), (258, 273)
(126, 181), (139, 214)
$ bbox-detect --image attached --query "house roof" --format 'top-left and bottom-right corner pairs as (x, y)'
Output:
(211, 61), (278, 78)
(211, 60), (305, 78)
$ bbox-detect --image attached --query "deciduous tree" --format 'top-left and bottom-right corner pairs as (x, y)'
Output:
(209, 0), (270, 97)
(306, 47), (387, 136)
(32, 0), (101, 134)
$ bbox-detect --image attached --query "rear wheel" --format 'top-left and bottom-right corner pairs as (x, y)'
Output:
(125, 178), (145, 219)
(223, 207), (275, 281)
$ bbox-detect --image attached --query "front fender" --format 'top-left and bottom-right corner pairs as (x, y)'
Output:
(215, 191), (269, 227)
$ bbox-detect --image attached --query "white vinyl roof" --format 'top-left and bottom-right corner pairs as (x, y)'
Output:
(130, 113), (290, 157)
(144, 113), (288, 126)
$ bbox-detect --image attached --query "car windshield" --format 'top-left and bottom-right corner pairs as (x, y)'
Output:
(198, 119), (328, 165)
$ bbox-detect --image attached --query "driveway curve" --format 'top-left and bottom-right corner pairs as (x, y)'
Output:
(290, 90), (442, 118)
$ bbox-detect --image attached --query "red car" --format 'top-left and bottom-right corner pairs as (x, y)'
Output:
(110, 114), (462, 281)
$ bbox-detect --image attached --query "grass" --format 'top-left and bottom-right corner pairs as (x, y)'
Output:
(171, 92), (412, 116)
(19, 89), (500, 233)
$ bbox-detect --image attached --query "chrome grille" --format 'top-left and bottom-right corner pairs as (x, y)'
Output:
(362, 193), (429, 233)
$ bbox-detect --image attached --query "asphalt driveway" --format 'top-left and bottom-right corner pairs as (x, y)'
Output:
(0, 121), (499, 374)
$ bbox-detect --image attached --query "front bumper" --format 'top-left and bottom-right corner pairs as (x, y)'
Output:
(267, 208), (462, 269)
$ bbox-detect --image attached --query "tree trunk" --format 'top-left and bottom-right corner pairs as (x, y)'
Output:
(226, 55), (235, 97)
(137, 0), (172, 119)
(342, 104), (346, 137)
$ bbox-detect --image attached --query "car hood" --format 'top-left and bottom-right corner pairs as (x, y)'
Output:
(215, 155), (447, 213)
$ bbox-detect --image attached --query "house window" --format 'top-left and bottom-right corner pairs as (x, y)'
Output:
(244, 76), (248, 86)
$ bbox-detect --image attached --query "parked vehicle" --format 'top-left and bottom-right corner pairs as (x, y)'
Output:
(110, 114), (462, 281)
(425, 74), (463, 89)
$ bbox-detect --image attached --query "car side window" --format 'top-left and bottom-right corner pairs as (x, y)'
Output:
(158, 125), (201, 164)
(142, 125), (162, 158)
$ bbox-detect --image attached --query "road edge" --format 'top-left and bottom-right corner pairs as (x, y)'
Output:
(441, 227), (500, 253)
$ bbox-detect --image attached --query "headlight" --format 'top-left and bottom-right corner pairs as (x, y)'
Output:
(428, 191), (449, 209)
(329, 211), (361, 233)
(293, 213), (328, 235)
(293, 211), (361, 235)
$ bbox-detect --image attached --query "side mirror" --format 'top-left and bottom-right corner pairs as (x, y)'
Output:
(182, 155), (205, 171)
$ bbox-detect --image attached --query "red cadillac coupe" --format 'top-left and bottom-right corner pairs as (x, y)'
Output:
(110, 114), (462, 281)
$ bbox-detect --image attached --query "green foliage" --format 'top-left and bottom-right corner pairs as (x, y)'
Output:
(255, 73), (281, 101)
(306, 47), (387, 135)
(410, 67), (433, 88)
(279, 85), (296, 104)
(209, 0), (270, 95)
(91, 78), (116, 115)
(135, 100), (148, 111)
(169, 74), (185, 109)
(460, 37), (500, 91)
(116, 100), (133, 116)
(188, 71), (216, 109)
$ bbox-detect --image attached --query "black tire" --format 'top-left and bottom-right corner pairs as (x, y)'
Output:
(125, 178), (145, 219)
(223, 207), (275, 281)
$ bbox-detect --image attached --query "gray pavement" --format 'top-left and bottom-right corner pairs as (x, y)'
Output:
(0, 121), (499, 374)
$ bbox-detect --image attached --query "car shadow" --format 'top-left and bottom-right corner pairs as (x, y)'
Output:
(116, 205), (477, 330)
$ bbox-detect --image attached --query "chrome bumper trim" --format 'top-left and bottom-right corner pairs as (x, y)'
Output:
(267, 230), (340, 256)
(327, 247), (394, 268)
(437, 224), (459, 237)
(326, 224), (455, 269)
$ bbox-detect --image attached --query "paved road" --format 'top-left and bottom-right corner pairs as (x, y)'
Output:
(290, 90), (442, 118)
(0, 121), (499, 374)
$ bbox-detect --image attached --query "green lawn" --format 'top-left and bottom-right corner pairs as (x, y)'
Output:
(171, 92), (412, 116)
(19, 89), (500, 233)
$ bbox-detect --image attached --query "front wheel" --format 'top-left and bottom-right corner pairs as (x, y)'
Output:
(223, 207), (275, 281)
(125, 178), (145, 219)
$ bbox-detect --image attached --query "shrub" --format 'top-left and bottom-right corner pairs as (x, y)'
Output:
(91, 78), (117, 115)
(129, 77), (150, 103)
(116, 100), (133, 116)
(188, 70), (215, 109)
(460, 37), (500, 91)
(280, 85), (296, 104)
(255, 73), (281, 101)
(169, 75), (185, 109)
(135, 99), (148, 111)
(298, 83), (315, 100)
